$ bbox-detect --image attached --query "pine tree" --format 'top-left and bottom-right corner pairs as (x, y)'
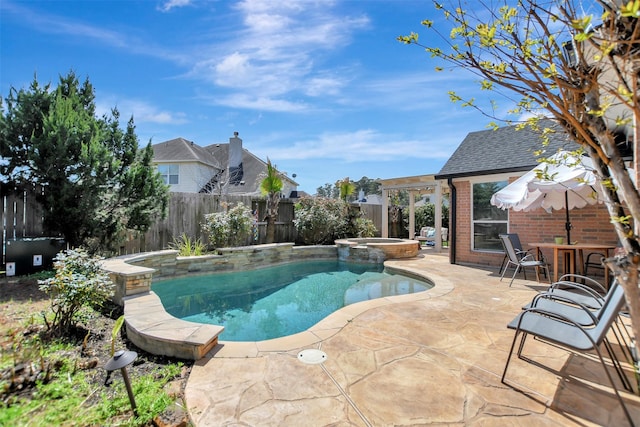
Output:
(0, 71), (168, 253)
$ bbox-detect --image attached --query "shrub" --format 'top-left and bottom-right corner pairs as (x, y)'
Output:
(294, 198), (376, 244)
(294, 197), (348, 244)
(402, 203), (450, 233)
(38, 248), (114, 336)
(169, 233), (206, 256)
(201, 202), (253, 249)
(353, 216), (377, 238)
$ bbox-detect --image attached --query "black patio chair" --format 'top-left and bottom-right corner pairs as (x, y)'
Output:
(584, 252), (611, 287)
(499, 234), (550, 287)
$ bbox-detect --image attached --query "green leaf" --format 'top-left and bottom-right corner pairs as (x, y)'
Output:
(621, 0), (640, 18)
(111, 315), (126, 356)
(447, 91), (462, 102)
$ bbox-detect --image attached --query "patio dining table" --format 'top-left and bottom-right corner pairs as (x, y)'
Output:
(528, 242), (616, 286)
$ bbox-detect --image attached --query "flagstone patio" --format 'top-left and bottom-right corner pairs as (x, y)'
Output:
(185, 250), (640, 426)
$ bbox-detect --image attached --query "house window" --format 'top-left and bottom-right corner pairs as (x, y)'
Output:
(158, 164), (179, 185)
(472, 181), (508, 251)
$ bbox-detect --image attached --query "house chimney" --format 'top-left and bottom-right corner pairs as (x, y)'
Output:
(228, 132), (244, 185)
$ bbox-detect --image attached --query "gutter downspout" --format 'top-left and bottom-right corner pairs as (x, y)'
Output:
(447, 178), (456, 265)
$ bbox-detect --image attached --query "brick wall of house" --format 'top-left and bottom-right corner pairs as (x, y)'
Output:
(452, 179), (619, 274)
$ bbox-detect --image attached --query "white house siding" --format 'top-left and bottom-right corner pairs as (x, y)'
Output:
(282, 182), (296, 198)
(158, 162), (219, 193)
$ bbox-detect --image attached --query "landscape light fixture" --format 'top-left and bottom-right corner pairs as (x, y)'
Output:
(104, 350), (138, 416)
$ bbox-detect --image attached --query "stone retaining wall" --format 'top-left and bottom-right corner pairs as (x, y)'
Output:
(100, 244), (341, 360)
(335, 238), (420, 263)
(103, 243), (338, 305)
(100, 243), (427, 360)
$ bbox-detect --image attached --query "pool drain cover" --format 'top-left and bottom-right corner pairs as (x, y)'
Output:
(297, 349), (327, 365)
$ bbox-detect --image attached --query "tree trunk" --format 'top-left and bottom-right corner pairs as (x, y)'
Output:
(587, 146), (640, 371)
(266, 216), (275, 244)
(606, 257), (640, 380)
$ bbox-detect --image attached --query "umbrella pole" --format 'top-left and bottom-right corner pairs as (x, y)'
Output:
(565, 192), (572, 244)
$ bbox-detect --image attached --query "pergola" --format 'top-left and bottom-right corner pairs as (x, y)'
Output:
(379, 174), (449, 251)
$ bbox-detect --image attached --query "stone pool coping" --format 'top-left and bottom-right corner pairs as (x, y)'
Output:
(123, 291), (225, 360)
(103, 245), (451, 361)
(335, 237), (420, 261)
(186, 253), (640, 426)
(199, 257), (454, 358)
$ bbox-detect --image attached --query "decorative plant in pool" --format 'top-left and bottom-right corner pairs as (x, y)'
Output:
(202, 202), (253, 249)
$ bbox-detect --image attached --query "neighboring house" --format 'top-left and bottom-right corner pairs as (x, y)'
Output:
(152, 132), (298, 197)
(435, 119), (618, 268)
(357, 193), (383, 204)
(152, 137), (224, 193)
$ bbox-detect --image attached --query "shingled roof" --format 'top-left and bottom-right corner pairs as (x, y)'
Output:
(152, 137), (222, 169)
(436, 120), (579, 179)
(205, 143), (297, 195)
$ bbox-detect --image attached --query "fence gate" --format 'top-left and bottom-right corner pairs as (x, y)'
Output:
(1, 185), (47, 268)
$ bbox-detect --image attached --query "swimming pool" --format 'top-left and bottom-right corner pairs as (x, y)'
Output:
(151, 260), (433, 341)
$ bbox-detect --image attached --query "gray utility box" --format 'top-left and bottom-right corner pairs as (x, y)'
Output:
(5, 238), (66, 276)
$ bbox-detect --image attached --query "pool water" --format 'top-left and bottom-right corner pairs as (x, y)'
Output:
(151, 260), (432, 341)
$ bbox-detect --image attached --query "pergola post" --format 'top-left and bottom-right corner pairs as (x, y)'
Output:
(434, 181), (443, 252)
(409, 191), (416, 240)
(382, 189), (389, 238)
(379, 175), (447, 247)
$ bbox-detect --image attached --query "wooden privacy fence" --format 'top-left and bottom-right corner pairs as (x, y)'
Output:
(1, 186), (386, 266)
(358, 203), (382, 237)
(1, 185), (48, 265)
(1, 188), (298, 261)
(120, 193), (297, 254)
(126, 198), (383, 252)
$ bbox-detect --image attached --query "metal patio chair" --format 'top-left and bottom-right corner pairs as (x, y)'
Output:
(502, 283), (635, 426)
(499, 233), (531, 276)
(499, 234), (550, 287)
(525, 278), (635, 391)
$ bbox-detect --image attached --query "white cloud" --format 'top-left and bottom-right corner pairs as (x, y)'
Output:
(254, 130), (456, 163)
(96, 98), (188, 125)
(243, 12), (293, 33)
(214, 52), (252, 86)
(305, 76), (344, 97)
(5, 0), (372, 112)
(2, 2), (188, 63)
(3, 2), (128, 48)
(186, 0), (370, 110)
(157, 0), (193, 12)
(209, 94), (308, 112)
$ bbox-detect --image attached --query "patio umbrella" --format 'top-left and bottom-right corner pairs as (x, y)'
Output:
(490, 151), (601, 243)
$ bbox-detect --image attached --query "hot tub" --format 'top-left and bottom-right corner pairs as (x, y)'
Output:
(335, 238), (420, 262)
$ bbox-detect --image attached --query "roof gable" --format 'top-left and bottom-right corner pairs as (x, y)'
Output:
(152, 138), (222, 169)
(436, 120), (579, 179)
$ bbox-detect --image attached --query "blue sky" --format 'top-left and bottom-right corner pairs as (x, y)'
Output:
(1, 0), (490, 193)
